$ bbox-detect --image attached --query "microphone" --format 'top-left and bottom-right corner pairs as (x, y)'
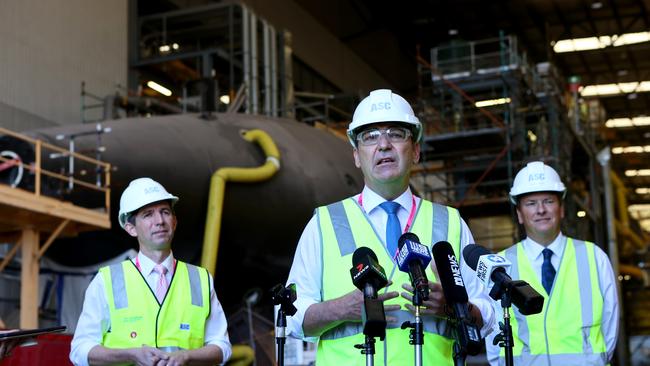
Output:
(394, 232), (431, 301)
(350, 246), (388, 339)
(431, 241), (482, 356)
(463, 244), (544, 315)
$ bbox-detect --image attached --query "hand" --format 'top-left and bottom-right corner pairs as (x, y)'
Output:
(400, 281), (447, 316)
(336, 285), (400, 322)
(131, 345), (170, 366)
(156, 350), (189, 366)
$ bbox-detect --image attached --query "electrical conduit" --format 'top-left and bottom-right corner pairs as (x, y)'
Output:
(201, 129), (280, 274)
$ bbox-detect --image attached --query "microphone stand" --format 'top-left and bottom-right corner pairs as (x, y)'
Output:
(354, 335), (377, 366)
(275, 306), (288, 366)
(271, 284), (297, 366)
(401, 290), (425, 366)
(491, 287), (514, 366)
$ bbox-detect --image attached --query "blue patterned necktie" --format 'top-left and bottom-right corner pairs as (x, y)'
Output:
(541, 248), (556, 295)
(380, 201), (401, 257)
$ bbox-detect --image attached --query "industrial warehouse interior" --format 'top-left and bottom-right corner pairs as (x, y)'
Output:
(0, 0), (649, 365)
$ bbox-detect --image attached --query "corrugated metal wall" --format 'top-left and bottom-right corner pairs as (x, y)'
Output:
(0, 0), (127, 130)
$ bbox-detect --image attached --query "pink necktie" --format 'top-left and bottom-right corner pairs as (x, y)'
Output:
(153, 264), (169, 303)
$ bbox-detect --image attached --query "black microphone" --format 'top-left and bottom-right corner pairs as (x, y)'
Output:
(431, 241), (482, 356)
(350, 246), (388, 339)
(463, 244), (544, 315)
(395, 233), (431, 301)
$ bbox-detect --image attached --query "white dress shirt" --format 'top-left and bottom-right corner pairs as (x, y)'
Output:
(70, 251), (232, 366)
(286, 186), (495, 342)
(485, 233), (619, 365)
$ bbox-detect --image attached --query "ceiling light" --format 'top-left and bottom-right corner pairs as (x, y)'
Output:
(553, 31), (650, 53)
(219, 95), (230, 104)
(475, 97), (511, 108)
(605, 116), (650, 128)
(636, 188), (650, 194)
(449, 29), (458, 36)
(147, 81), (172, 97)
(577, 210), (586, 217)
(626, 169), (650, 177)
(159, 45), (171, 53)
(611, 145), (650, 154)
(581, 81), (650, 97)
(172, 43), (179, 50)
(591, 2), (603, 9)
(527, 130), (537, 142)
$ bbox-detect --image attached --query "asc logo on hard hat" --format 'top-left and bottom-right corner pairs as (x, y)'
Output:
(370, 102), (391, 112)
(528, 173), (545, 181)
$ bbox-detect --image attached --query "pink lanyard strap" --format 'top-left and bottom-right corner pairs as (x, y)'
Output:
(135, 256), (177, 275)
(358, 193), (417, 233)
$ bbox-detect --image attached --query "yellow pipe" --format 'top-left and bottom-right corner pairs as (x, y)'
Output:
(201, 129), (281, 274)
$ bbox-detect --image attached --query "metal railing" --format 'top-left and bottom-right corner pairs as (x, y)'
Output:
(0, 127), (111, 212)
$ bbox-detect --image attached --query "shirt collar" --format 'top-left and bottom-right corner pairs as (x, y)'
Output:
(137, 251), (174, 275)
(360, 185), (413, 214)
(522, 232), (566, 260)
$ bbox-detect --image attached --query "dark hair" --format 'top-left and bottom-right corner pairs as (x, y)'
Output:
(125, 199), (175, 226)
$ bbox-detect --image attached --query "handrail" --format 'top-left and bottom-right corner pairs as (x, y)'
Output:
(0, 126), (111, 212)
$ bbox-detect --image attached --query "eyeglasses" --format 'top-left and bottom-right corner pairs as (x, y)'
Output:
(356, 127), (412, 146)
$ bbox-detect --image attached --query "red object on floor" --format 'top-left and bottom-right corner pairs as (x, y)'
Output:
(1, 334), (73, 366)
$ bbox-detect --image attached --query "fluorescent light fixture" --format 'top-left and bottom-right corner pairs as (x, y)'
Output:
(147, 81), (172, 97)
(475, 97), (511, 108)
(577, 210), (586, 217)
(625, 169), (650, 177)
(611, 145), (650, 154)
(606, 116), (650, 128)
(553, 31), (650, 53)
(581, 81), (650, 97)
(219, 95), (230, 104)
(159, 45), (171, 53)
(636, 188), (650, 194)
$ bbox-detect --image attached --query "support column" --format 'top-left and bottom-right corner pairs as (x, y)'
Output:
(20, 228), (39, 329)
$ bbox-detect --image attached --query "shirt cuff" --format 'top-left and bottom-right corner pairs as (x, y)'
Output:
(286, 298), (319, 343)
(470, 297), (496, 338)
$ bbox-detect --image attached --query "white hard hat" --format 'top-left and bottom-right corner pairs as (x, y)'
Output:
(118, 177), (179, 229)
(509, 161), (566, 204)
(347, 89), (422, 147)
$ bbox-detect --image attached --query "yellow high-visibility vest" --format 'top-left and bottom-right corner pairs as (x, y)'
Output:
(316, 198), (462, 366)
(99, 260), (210, 358)
(497, 238), (607, 366)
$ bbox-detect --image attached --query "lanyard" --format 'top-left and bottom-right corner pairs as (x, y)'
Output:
(135, 255), (177, 275)
(358, 193), (417, 233)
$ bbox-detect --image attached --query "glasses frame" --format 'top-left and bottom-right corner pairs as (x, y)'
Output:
(356, 127), (413, 146)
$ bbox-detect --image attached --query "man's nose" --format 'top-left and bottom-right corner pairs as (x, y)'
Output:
(153, 211), (165, 224)
(377, 132), (393, 149)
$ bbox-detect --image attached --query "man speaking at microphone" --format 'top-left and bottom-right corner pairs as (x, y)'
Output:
(285, 89), (495, 365)
(486, 161), (619, 366)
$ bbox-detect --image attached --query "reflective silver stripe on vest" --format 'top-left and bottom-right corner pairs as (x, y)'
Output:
(109, 262), (128, 309)
(504, 245), (531, 355)
(573, 239), (593, 355)
(500, 352), (608, 366)
(321, 310), (453, 340)
(186, 264), (203, 307)
(158, 346), (186, 352)
(326, 201), (356, 256)
(432, 204), (448, 243)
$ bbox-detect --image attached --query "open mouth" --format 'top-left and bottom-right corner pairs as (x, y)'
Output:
(376, 157), (395, 166)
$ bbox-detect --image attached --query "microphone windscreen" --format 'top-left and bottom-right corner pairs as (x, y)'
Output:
(352, 246), (378, 266)
(432, 241), (468, 303)
(462, 244), (492, 271)
(398, 232), (420, 250)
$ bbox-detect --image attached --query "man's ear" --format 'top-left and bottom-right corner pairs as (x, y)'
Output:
(353, 148), (361, 168)
(123, 222), (138, 237)
(413, 142), (421, 164)
(516, 207), (524, 225)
